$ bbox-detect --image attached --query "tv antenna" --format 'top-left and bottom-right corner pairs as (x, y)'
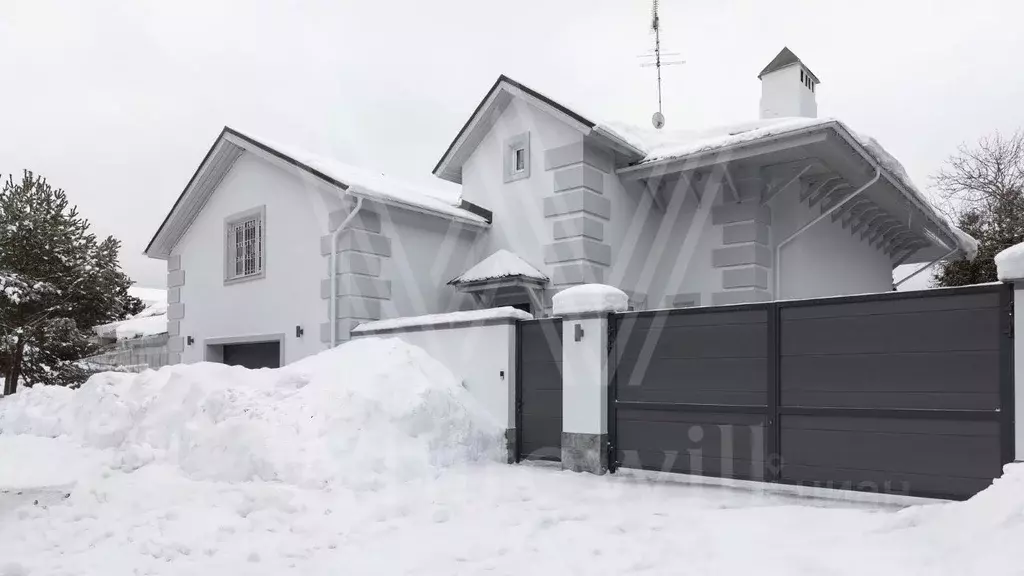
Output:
(639, 0), (684, 129)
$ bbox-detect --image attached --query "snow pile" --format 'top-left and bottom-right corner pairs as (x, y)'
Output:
(449, 249), (548, 284)
(353, 307), (532, 333)
(0, 338), (504, 489)
(553, 283), (628, 315)
(880, 464), (1024, 574)
(995, 242), (1024, 280)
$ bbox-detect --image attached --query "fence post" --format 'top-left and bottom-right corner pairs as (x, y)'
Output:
(554, 284), (629, 474)
(1010, 281), (1023, 462)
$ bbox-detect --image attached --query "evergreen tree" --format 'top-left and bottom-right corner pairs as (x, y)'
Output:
(0, 171), (143, 394)
(933, 131), (1024, 287)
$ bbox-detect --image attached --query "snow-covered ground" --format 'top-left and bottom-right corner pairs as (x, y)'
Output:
(0, 338), (1020, 575)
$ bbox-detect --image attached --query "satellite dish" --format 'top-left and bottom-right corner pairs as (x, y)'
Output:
(652, 111), (665, 129)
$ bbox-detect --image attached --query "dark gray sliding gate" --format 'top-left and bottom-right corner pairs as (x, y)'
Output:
(609, 283), (1014, 500)
(516, 318), (563, 462)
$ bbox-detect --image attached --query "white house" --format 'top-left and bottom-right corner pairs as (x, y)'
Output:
(144, 48), (977, 368)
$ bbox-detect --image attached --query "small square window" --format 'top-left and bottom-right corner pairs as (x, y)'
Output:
(224, 206), (266, 284)
(513, 147), (526, 173)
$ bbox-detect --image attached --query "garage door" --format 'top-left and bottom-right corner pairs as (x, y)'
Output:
(223, 341), (281, 369)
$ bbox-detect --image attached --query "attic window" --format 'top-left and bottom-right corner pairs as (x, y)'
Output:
(503, 131), (531, 183)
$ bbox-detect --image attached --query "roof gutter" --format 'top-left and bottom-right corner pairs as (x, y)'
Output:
(347, 189), (489, 229)
(330, 194), (363, 347)
(823, 124), (966, 259)
(615, 120), (969, 258)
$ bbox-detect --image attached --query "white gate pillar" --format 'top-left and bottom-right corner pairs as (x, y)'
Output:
(995, 244), (1024, 461)
(553, 284), (629, 474)
(1012, 283), (1024, 462)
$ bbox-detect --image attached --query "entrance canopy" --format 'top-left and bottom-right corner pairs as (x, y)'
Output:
(449, 249), (549, 313)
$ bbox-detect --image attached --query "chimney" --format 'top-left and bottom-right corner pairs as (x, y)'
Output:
(758, 47), (819, 120)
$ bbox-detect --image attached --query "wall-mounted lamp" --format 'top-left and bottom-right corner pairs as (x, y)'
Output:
(186, 336), (194, 346)
(295, 325), (304, 338)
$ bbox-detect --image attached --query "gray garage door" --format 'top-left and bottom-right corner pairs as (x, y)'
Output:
(223, 341), (281, 369)
(516, 318), (563, 462)
(609, 283), (1014, 500)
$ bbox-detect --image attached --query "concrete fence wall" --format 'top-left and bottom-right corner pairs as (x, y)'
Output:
(350, 311), (521, 459)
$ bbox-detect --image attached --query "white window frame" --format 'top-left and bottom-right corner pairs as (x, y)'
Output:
(513, 147), (526, 173)
(223, 205), (266, 285)
(503, 131), (531, 183)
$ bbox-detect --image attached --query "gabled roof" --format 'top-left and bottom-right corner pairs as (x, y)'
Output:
(448, 249), (548, 286)
(145, 127), (488, 259)
(432, 75), (644, 184)
(758, 47), (820, 84)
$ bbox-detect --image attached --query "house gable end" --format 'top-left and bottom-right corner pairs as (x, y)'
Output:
(433, 75), (640, 185)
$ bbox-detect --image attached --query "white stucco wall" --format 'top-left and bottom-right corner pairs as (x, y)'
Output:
(605, 178), (726, 309)
(769, 185), (893, 300)
(353, 325), (517, 430)
(561, 316), (609, 434)
(173, 152), (344, 364)
(460, 98), (583, 275)
(378, 207), (481, 317)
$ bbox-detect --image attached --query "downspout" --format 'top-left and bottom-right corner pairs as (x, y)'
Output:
(774, 168), (881, 298)
(330, 195), (364, 347)
(894, 247), (958, 289)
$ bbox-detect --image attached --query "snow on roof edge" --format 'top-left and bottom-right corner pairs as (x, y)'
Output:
(598, 117), (977, 259)
(449, 249), (549, 285)
(228, 128), (489, 226)
(353, 307), (533, 333)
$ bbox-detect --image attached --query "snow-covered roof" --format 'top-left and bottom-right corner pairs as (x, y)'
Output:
(145, 127), (489, 258)
(448, 249), (548, 286)
(231, 129), (489, 226)
(94, 287), (168, 340)
(434, 74), (973, 259)
(602, 117), (826, 165)
(600, 116), (977, 259)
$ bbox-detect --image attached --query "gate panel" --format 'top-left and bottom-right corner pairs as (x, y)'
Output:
(612, 306), (769, 480)
(517, 318), (563, 462)
(778, 284), (1011, 500)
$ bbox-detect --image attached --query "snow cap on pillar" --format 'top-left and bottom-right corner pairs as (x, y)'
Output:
(995, 242), (1024, 281)
(553, 284), (628, 316)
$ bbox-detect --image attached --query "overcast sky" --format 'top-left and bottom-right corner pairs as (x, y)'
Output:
(2, 0), (1023, 289)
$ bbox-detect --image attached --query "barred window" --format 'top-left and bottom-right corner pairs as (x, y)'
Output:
(224, 206), (265, 283)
